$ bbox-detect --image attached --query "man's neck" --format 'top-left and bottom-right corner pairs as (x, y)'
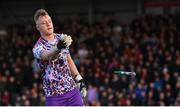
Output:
(41, 33), (55, 42)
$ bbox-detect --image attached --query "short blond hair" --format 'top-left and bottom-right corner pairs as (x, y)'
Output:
(34, 9), (49, 23)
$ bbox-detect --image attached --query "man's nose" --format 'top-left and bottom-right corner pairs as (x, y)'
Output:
(46, 22), (50, 26)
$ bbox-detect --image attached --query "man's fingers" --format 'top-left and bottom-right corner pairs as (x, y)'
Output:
(61, 35), (73, 47)
(63, 36), (72, 46)
(81, 88), (87, 98)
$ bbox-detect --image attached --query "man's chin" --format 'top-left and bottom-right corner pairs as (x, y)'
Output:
(46, 32), (53, 36)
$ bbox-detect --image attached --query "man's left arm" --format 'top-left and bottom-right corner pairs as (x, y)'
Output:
(67, 54), (87, 98)
(67, 54), (80, 76)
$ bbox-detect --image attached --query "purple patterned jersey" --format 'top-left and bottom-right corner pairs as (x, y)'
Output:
(32, 33), (77, 97)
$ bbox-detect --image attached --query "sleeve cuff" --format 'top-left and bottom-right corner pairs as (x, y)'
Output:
(75, 75), (83, 81)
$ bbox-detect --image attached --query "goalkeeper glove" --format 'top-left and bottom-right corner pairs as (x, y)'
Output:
(75, 75), (87, 98)
(57, 34), (73, 49)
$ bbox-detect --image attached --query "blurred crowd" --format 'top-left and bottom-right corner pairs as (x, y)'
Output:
(0, 14), (180, 106)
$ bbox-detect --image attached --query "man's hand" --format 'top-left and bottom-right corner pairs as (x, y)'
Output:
(63, 35), (72, 47)
(57, 34), (73, 49)
(75, 75), (87, 98)
(57, 39), (66, 49)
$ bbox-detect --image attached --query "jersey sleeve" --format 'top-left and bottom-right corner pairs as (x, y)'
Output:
(65, 47), (70, 54)
(33, 43), (44, 60)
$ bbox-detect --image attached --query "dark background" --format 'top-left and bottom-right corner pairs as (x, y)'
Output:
(0, 0), (180, 106)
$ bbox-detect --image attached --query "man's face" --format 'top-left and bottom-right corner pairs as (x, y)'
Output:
(36, 15), (54, 36)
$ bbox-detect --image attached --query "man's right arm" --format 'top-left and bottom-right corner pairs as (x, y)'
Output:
(33, 35), (72, 61)
(41, 46), (60, 60)
(33, 44), (60, 61)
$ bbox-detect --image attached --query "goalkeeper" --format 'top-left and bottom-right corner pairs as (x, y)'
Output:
(32, 9), (87, 106)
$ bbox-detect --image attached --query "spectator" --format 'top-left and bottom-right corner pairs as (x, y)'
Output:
(0, 14), (180, 106)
